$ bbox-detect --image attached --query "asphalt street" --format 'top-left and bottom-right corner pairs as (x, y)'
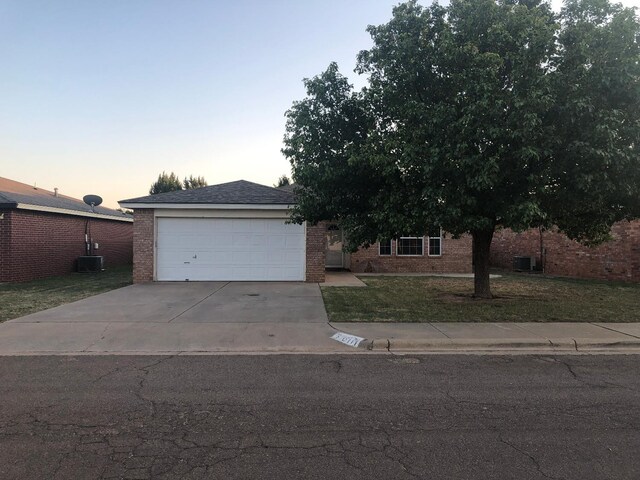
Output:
(1, 354), (639, 479)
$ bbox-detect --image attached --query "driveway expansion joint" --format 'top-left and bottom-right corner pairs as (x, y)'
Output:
(167, 282), (230, 323)
(429, 323), (452, 339)
(591, 322), (640, 340)
(82, 323), (112, 353)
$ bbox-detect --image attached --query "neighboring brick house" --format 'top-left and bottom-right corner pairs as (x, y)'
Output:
(120, 180), (472, 284)
(0, 177), (133, 283)
(490, 221), (640, 282)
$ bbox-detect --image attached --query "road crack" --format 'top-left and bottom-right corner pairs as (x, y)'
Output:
(498, 436), (565, 480)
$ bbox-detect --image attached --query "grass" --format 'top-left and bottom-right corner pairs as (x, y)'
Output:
(321, 273), (640, 323)
(0, 266), (132, 323)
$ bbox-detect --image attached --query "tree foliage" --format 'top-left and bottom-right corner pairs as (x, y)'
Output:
(150, 172), (208, 194)
(150, 171), (183, 195)
(274, 175), (291, 187)
(544, 0), (640, 244)
(283, 0), (640, 298)
(183, 175), (208, 190)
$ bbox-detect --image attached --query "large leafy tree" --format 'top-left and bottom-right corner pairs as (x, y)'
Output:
(283, 0), (640, 298)
(543, 0), (640, 244)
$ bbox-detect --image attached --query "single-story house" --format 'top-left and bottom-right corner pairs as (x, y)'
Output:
(491, 222), (640, 282)
(0, 177), (133, 282)
(120, 180), (472, 283)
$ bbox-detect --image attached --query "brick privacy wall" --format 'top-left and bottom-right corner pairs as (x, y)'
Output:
(350, 235), (473, 274)
(490, 221), (640, 282)
(132, 209), (155, 283)
(0, 209), (132, 283)
(305, 221), (327, 282)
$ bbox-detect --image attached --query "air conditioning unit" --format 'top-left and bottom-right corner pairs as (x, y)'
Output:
(77, 256), (104, 273)
(513, 256), (536, 272)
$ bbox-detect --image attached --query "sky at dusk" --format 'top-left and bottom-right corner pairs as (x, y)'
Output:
(1, 0), (638, 208)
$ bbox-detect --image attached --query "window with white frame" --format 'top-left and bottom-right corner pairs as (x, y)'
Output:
(428, 229), (442, 256)
(397, 237), (423, 256)
(379, 239), (392, 256)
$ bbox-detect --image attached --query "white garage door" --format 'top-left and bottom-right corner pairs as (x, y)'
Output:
(156, 218), (305, 281)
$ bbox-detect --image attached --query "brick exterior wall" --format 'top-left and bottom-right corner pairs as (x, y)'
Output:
(0, 209), (10, 282)
(0, 208), (132, 283)
(305, 221), (327, 282)
(490, 221), (640, 282)
(128, 214), (472, 283)
(132, 209), (155, 283)
(349, 235), (473, 274)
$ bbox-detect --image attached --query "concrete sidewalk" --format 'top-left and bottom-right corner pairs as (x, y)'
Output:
(0, 321), (353, 355)
(2, 320), (639, 355)
(331, 322), (640, 353)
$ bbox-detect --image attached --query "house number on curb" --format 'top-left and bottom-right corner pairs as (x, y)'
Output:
(331, 332), (365, 348)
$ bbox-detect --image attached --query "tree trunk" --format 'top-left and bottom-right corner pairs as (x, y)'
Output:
(472, 229), (494, 299)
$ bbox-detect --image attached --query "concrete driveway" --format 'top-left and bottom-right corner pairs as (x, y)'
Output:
(0, 282), (352, 354)
(9, 282), (328, 324)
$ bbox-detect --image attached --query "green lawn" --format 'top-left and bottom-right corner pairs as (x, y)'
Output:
(0, 266), (132, 322)
(321, 274), (640, 323)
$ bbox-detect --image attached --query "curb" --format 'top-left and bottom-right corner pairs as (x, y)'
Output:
(362, 337), (640, 352)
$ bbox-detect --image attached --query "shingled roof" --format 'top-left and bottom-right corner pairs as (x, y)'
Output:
(0, 177), (132, 221)
(119, 180), (297, 206)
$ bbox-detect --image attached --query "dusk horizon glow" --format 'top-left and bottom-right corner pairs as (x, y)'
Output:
(2, 0), (638, 208)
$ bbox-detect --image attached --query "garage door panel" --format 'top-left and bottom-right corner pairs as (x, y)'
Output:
(232, 219), (258, 233)
(284, 235), (304, 249)
(231, 234), (266, 247)
(266, 221), (292, 233)
(156, 234), (184, 248)
(230, 251), (257, 265)
(250, 234), (265, 246)
(209, 233), (232, 245)
(283, 249), (304, 263)
(157, 248), (194, 263)
(156, 218), (305, 281)
(266, 251), (286, 264)
(267, 235), (286, 249)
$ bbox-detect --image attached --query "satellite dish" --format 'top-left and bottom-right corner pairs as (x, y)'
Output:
(83, 194), (103, 212)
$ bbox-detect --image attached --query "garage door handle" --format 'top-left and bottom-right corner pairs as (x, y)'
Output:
(184, 261), (190, 264)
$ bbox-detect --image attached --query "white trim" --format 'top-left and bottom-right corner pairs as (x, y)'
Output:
(153, 215), (158, 281)
(378, 239), (392, 256)
(153, 208), (290, 219)
(120, 202), (292, 210)
(15, 203), (133, 222)
(427, 229), (443, 257)
(303, 221), (307, 281)
(396, 236), (424, 256)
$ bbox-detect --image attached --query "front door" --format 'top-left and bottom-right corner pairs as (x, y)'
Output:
(325, 225), (344, 268)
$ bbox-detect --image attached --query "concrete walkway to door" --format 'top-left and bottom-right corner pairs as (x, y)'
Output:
(0, 282), (352, 354)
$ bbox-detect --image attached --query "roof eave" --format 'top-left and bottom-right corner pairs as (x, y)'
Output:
(15, 203), (133, 222)
(118, 202), (295, 210)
